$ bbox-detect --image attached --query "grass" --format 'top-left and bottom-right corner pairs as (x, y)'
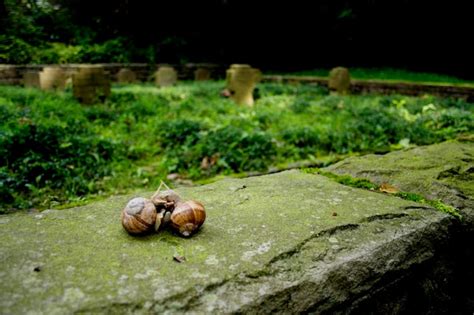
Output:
(273, 68), (474, 85)
(0, 81), (472, 212)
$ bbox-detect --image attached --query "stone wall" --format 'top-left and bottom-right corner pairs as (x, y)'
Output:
(262, 75), (474, 101)
(3, 64), (473, 101)
(0, 63), (225, 86)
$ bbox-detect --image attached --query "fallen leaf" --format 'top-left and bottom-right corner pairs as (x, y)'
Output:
(173, 255), (186, 263)
(379, 183), (399, 194)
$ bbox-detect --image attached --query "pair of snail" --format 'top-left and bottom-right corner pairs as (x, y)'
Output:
(121, 182), (206, 237)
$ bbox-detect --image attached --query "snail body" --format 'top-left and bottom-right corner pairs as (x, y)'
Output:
(151, 189), (181, 211)
(170, 200), (206, 237)
(152, 189), (181, 231)
(121, 197), (157, 235)
(120, 182), (206, 238)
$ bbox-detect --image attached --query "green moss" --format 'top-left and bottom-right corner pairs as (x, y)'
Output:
(425, 199), (462, 220)
(395, 192), (425, 203)
(304, 168), (379, 190)
(307, 168), (463, 219)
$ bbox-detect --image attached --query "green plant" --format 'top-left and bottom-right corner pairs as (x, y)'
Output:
(0, 81), (472, 212)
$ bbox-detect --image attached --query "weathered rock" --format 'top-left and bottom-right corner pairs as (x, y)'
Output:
(72, 65), (111, 104)
(23, 71), (41, 88)
(328, 67), (351, 95)
(116, 68), (137, 84)
(226, 64), (262, 106)
(0, 170), (459, 314)
(324, 140), (474, 312)
(0, 65), (21, 85)
(325, 140), (474, 224)
(194, 68), (211, 81)
(40, 67), (66, 91)
(155, 66), (178, 87)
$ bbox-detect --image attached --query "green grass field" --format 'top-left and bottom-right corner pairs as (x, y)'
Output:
(1, 81), (472, 212)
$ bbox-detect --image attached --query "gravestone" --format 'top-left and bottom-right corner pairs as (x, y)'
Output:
(225, 64), (262, 106)
(23, 71), (41, 88)
(194, 68), (211, 81)
(40, 67), (66, 91)
(155, 66), (177, 87)
(117, 68), (137, 84)
(72, 65), (111, 104)
(328, 67), (351, 95)
(0, 65), (19, 85)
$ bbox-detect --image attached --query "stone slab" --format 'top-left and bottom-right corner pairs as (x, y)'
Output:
(325, 140), (474, 224)
(0, 170), (454, 314)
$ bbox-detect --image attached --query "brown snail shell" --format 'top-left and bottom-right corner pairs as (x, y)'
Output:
(121, 197), (157, 234)
(151, 189), (181, 211)
(170, 200), (206, 237)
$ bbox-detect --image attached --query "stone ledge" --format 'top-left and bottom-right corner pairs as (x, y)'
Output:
(324, 140), (474, 225)
(0, 170), (458, 314)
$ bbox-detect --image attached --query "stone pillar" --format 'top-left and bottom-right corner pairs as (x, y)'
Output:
(23, 71), (41, 88)
(225, 64), (262, 106)
(72, 65), (111, 104)
(117, 68), (137, 84)
(328, 67), (351, 95)
(155, 66), (177, 87)
(194, 68), (211, 81)
(39, 67), (66, 91)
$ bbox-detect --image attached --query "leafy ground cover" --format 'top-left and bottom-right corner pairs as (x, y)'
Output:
(1, 81), (472, 212)
(274, 68), (474, 85)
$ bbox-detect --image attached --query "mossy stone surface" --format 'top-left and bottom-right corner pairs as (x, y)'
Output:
(0, 170), (453, 313)
(325, 140), (474, 224)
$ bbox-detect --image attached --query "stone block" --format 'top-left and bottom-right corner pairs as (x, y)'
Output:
(40, 67), (66, 91)
(72, 65), (111, 104)
(23, 71), (41, 88)
(0, 167), (464, 313)
(325, 140), (474, 225)
(155, 66), (177, 87)
(225, 64), (262, 106)
(194, 68), (211, 81)
(116, 68), (137, 84)
(328, 67), (351, 95)
(0, 65), (20, 85)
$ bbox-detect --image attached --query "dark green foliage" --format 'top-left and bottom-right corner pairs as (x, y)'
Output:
(0, 91), (118, 212)
(0, 82), (472, 212)
(157, 119), (203, 149)
(200, 127), (276, 173)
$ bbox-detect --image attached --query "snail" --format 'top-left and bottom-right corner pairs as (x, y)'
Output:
(151, 189), (181, 211)
(120, 181), (206, 237)
(121, 197), (157, 234)
(170, 200), (206, 237)
(151, 185), (182, 232)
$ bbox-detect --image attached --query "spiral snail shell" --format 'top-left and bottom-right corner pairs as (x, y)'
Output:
(170, 200), (206, 237)
(121, 197), (157, 234)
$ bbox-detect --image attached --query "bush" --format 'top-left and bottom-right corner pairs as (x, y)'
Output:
(0, 89), (120, 212)
(0, 36), (36, 64)
(0, 82), (472, 212)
